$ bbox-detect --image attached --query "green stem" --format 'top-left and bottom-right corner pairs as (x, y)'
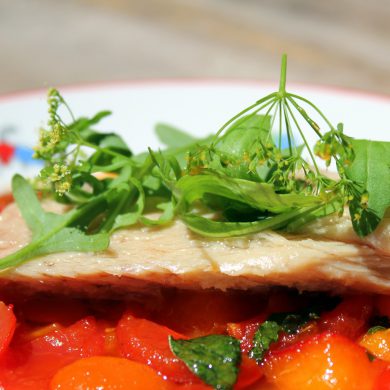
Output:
(284, 99), (320, 175)
(288, 94), (334, 133)
(80, 139), (132, 161)
(282, 99), (294, 156)
(279, 54), (287, 95)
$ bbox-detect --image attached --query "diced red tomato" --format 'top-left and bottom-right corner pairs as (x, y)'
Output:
(235, 355), (263, 389)
(0, 301), (16, 356)
(116, 313), (199, 383)
(50, 356), (170, 390)
(269, 321), (320, 352)
(263, 332), (376, 390)
(26, 316), (105, 358)
(0, 317), (105, 390)
(318, 295), (373, 339)
(227, 314), (266, 353)
(155, 290), (266, 337)
(373, 365), (390, 390)
(0, 193), (13, 212)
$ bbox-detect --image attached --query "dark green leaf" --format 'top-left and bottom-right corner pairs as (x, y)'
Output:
(169, 335), (241, 390)
(249, 321), (280, 362)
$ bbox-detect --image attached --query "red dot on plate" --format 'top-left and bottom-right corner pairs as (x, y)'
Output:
(0, 143), (15, 164)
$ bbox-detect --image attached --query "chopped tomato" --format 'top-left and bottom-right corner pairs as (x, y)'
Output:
(26, 316), (105, 358)
(235, 355), (263, 389)
(0, 317), (105, 389)
(227, 314), (266, 353)
(269, 320), (319, 352)
(0, 193), (13, 212)
(318, 295), (373, 339)
(373, 365), (390, 390)
(263, 332), (376, 390)
(0, 301), (16, 356)
(116, 313), (198, 383)
(156, 290), (266, 337)
(360, 328), (390, 362)
(50, 356), (170, 390)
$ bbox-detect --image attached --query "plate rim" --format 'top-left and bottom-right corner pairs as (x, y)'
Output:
(0, 78), (389, 104)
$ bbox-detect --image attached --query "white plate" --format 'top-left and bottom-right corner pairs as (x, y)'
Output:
(0, 81), (389, 191)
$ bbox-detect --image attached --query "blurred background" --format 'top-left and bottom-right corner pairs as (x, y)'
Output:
(0, 0), (389, 95)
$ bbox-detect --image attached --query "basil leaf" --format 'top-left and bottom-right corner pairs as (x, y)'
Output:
(344, 138), (390, 236)
(249, 321), (280, 362)
(169, 335), (241, 390)
(250, 306), (325, 362)
(0, 175), (109, 270)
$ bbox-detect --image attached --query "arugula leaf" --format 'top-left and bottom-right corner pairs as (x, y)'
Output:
(175, 173), (321, 215)
(169, 335), (241, 390)
(182, 206), (321, 238)
(0, 175), (109, 270)
(344, 138), (390, 236)
(140, 199), (175, 226)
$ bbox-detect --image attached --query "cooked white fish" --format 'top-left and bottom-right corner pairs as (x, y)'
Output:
(0, 201), (389, 296)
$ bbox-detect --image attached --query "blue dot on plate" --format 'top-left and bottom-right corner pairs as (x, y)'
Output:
(14, 146), (42, 165)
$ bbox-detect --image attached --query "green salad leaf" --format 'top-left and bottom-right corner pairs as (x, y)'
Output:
(0, 175), (109, 270)
(344, 138), (390, 236)
(169, 335), (241, 390)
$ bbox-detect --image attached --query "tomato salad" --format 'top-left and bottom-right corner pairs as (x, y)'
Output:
(0, 243), (390, 390)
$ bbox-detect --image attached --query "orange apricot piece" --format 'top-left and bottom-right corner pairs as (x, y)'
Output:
(50, 356), (170, 390)
(263, 332), (376, 390)
(360, 329), (390, 362)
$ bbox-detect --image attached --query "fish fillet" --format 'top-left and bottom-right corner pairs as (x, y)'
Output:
(0, 201), (389, 296)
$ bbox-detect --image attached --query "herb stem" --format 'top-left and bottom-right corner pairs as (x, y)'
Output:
(279, 54), (287, 95)
(288, 94), (334, 133)
(284, 99), (321, 175)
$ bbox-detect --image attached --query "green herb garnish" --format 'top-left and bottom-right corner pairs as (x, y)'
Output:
(249, 320), (281, 362)
(248, 298), (336, 363)
(367, 325), (386, 335)
(0, 175), (109, 269)
(169, 335), (241, 390)
(0, 54), (388, 270)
